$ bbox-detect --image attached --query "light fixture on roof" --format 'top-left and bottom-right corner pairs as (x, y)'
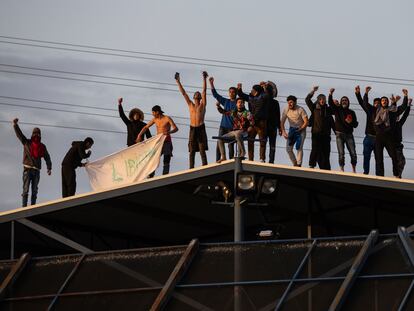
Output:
(261, 179), (277, 195)
(237, 173), (256, 193)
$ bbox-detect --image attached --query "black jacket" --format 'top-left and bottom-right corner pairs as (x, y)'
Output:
(306, 93), (334, 135)
(328, 95), (358, 134)
(394, 105), (410, 144)
(237, 85), (272, 122)
(373, 96), (408, 135)
(355, 92), (376, 136)
(119, 105), (151, 146)
(14, 124), (52, 170)
(62, 141), (91, 169)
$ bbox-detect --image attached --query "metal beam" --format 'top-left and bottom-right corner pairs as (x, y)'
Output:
(275, 239), (317, 311)
(47, 254), (87, 311)
(17, 218), (92, 254)
(150, 239), (199, 311)
(0, 253), (31, 302)
(328, 230), (378, 311)
(397, 226), (414, 311)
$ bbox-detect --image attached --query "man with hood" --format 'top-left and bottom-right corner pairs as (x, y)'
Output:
(117, 98), (151, 146)
(305, 86), (334, 170)
(209, 76), (236, 161)
(373, 88), (408, 177)
(13, 118), (52, 206)
(216, 98), (254, 161)
(237, 82), (272, 162)
(328, 88), (358, 172)
(263, 81), (281, 164)
(175, 71), (209, 169)
(355, 85), (381, 175)
(61, 137), (94, 197)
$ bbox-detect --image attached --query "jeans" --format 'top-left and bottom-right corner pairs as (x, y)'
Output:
(216, 127), (235, 161)
(286, 130), (306, 166)
(218, 130), (246, 159)
(248, 120), (267, 161)
(336, 132), (357, 167)
(362, 135), (376, 174)
(22, 168), (40, 207)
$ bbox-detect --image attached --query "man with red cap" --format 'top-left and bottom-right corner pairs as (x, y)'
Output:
(13, 118), (52, 207)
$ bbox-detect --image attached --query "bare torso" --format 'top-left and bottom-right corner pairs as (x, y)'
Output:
(154, 115), (172, 135)
(189, 102), (206, 127)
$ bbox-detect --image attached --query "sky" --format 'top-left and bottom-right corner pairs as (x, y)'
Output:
(0, 0), (413, 212)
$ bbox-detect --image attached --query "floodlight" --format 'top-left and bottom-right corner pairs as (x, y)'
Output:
(261, 179), (277, 194)
(237, 174), (256, 192)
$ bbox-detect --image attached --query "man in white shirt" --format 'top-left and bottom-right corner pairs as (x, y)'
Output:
(280, 95), (309, 166)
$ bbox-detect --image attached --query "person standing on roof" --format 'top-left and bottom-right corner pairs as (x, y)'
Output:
(12, 118), (52, 207)
(61, 137), (94, 198)
(117, 98), (151, 146)
(328, 88), (359, 173)
(209, 76), (236, 161)
(137, 105), (178, 175)
(280, 96), (309, 167)
(175, 71), (209, 169)
(264, 81), (281, 164)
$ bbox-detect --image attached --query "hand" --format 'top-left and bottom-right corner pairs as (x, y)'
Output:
(86, 150), (92, 157)
(237, 83), (242, 90)
(282, 131), (288, 139)
(47, 169), (51, 176)
(12, 118), (18, 125)
(209, 77), (214, 84)
(162, 130), (170, 135)
(329, 88), (335, 95)
(402, 89), (408, 96)
(355, 85), (360, 94)
(202, 71), (208, 79)
(345, 115), (352, 124)
(259, 81), (266, 87)
(396, 95), (401, 102)
(365, 86), (371, 93)
(333, 99), (339, 106)
(409, 98), (413, 106)
(136, 135), (142, 143)
(118, 97), (123, 105)
(312, 86), (319, 93)
(174, 72), (180, 81)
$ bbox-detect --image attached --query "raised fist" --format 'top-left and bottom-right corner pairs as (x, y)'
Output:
(402, 89), (408, 96)
(12, 118), (18, 124)
(209, 77), (214, 84)
(312, 86), (319, 92)
(118, 97), (123, 105)
(355, 85), (360, 93)
(365, 86), (372, 93)
(174, 72), (180, 81)
(237, 83), (242, 89)
(202, 71), (208, 79)
(329, 88), (335, 94)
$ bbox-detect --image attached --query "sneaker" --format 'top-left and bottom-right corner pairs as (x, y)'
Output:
(216, 158), (226, 164)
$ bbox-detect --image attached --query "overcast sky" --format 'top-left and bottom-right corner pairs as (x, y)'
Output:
(0, 0), (413, 212)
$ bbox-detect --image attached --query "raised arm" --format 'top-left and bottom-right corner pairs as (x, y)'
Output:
(305, 86), (318, 112)
(397, 89), (409, 116)
(209, 77), (226, 105)
(399, 99), (412, 126)
(237, 83), (250, 102)
(117, 98), (130, 125)
(328, 88), (339, 111)
(201, 71), (208, 107)
(12, 118), (28, 144)
(174, 72), (192, 106)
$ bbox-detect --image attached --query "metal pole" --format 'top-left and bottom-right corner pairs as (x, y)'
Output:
(234, 156), (244, 242)
(10, 221), (15, 260)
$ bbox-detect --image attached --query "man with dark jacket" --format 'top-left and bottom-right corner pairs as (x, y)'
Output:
(118, 98), (151, 146)
(13, 118), (52, 206)
(355, 85), (380, 174)
(393, 98), (411, 178)
(372, 88), (408, 177)
(237, 82), (272, 162)
(329, 88), (359, 172)
(209, 76), (237, 161)
(306, 86), (334, 170)
(61, 137), (94, 197)
(263, 81), (281, 164)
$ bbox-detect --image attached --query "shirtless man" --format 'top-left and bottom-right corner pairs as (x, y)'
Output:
(137, 105), (178, 175)
(175, 71), (208, 169)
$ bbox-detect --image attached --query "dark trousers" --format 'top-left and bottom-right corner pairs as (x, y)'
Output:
(267, 127), (277, 163)
(189, 150), (207, 169)
(309, 133), (331, 170)
(163, 155), (172, 175)
(395, 143), (406, 178)
(216, 127), (235, 161)
(375, 132), (398, 177)
(62, 166), (76, 198)
(22, 168), (40, 207)
(248, 120), (267, 161)
(362, 135), (376, 175)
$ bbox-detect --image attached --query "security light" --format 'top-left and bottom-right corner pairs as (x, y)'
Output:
(237, 174), (256, 192)
(261, 179), (277, 195)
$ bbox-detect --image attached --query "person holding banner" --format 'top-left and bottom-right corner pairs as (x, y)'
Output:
(175, 71), (209, 169)
(137, 105), (178, 175)
(61, 137), (94, 197)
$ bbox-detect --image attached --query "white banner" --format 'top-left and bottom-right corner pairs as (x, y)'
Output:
(85, 134), (166, 191)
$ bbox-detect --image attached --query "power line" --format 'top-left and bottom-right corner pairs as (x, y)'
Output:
(2, 120), (413, 162)
(2, 40), (414, 87)
(1, 35), (414, 83)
